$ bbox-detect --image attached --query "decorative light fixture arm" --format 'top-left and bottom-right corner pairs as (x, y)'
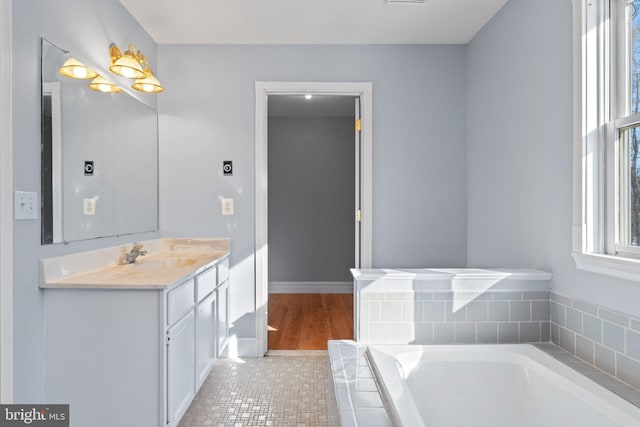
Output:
(137, 52), (149, 70)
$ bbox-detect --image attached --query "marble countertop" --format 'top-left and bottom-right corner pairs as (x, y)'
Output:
(40, 238), (230, 290)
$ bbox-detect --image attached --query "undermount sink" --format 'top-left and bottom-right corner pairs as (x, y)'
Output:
(127, 257), (197, 270)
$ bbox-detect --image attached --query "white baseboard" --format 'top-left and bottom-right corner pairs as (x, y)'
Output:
(268, 281), (353, 294)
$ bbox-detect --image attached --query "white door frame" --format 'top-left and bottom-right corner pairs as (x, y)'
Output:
(254, 81), (373, 356)
(0, 0), (14, 402)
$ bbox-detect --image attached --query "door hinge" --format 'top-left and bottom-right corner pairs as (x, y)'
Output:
(355, 118), (361, 132)
(355, 210), (362, 222)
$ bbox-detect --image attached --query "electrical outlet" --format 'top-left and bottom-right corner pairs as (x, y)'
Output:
(14, 191), (38, 220)
(221, 198), (234, 216)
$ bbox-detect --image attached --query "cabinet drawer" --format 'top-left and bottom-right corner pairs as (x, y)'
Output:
(167, 279), (195, 325)
(196, 267), (216, 303)
(217, 257), (229, 284)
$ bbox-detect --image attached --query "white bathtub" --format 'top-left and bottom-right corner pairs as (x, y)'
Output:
(367, 344), (640, 427)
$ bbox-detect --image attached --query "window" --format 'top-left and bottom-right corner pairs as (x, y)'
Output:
(573, 0), (640, 281)
(615, 1), (640, 255)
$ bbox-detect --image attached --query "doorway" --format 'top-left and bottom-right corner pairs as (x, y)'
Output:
(254, 82), (373, 356)
(267, 95), (356, 350)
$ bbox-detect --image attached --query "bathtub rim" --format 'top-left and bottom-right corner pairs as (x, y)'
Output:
(366, 343), (640, 427)
(365, 346), (425, 427)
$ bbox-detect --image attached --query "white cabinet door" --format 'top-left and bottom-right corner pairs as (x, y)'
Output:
(195, 291), (217, 389)
(167, 310), (195, 425)
(217, 280), (229, 355)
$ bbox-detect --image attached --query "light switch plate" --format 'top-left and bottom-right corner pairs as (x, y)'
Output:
(83, 198), (96, 215)
(14, 191), (38, 220)
(221, 198), (234, 216)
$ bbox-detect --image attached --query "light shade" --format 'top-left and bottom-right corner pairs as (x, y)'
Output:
(132, 69), (164, 93)
(109, 44), (146, 79)
(59, 57), (98, 79)
(88, 75), (122, 93)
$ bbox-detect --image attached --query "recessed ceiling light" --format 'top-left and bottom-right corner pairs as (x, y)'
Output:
(304, 94), (313, 100)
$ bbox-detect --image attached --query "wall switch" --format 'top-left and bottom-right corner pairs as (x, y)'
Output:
(221, 198), (234, 216)
(83, 198), (96, 216)
(14, 191), (38, 220)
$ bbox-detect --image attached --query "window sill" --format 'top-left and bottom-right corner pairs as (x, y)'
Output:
(572, 252), (640, 283)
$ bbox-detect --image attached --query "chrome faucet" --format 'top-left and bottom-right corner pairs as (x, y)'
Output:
(121, 242), (148, 264)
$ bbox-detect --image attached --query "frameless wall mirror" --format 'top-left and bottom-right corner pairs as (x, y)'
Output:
(41, 38), (159, 244)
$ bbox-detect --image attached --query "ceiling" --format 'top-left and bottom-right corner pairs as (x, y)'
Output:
(118, 0), (509, 45)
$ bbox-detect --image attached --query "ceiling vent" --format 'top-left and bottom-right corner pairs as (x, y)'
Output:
(387, 0), (426, 4)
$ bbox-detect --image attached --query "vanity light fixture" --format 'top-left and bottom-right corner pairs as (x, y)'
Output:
(109, 43), (164, 93)
(88, 75), (122, 93)
(109, 43), (146, 79)
(131, 54), (164, 93)
(58, 57), (98, 79)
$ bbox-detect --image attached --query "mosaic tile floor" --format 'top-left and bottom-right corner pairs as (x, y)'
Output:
(178, 353), (341, 427)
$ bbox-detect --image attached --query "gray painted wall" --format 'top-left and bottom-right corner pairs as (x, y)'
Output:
(157, 44), (469, 338)
(466, 0), (640, 318)
(268, 116), (355, 284)
(12, 0), (158, 402)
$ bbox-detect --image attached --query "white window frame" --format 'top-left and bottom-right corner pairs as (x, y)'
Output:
(573, 0), (640, 282)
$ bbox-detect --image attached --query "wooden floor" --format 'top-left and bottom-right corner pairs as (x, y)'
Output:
(267, 294), (353, 350)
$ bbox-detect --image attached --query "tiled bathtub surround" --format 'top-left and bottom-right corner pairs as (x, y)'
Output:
(328, 340), (392, 427)
(534, 343), (640, 408)
(551, 292), (640, 391)
(352, 268), (552, 345)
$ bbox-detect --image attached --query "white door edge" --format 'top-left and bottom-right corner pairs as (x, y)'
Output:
(0, 0), (14, 402)
(254, 81), (373, 357)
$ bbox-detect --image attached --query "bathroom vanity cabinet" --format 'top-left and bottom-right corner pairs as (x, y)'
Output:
(40, 238), (230, 427)
(166, 258), (230, 424)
